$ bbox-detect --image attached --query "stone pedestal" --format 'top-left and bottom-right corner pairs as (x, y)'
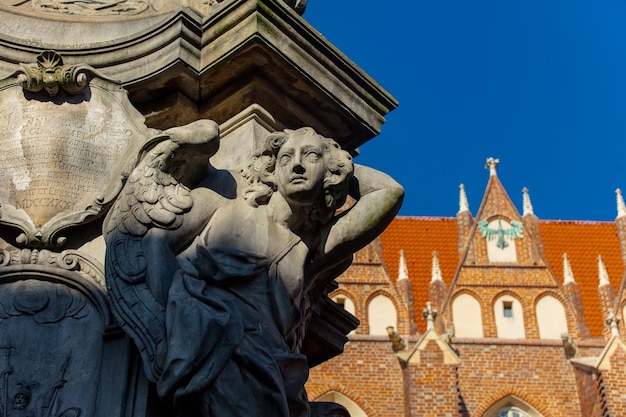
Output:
(0, 1), (397, 416)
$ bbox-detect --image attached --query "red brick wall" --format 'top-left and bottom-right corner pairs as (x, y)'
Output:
(396, 278), (418, 335)
(308, 336), (614, 417)
(573, 368), (603, 417)
(615, 216), (626, 266)
(563, 281), (591, 339)
(429, 279), (448, 335)
(598, 284), (617, 340)
(309, 213), (626, 417)
(457, 211), (473, 258)
(307, 337), (407, 417)
(452, 340), (582, 416)
(406, 340), (460, 417)
(600, 345), (626, 416)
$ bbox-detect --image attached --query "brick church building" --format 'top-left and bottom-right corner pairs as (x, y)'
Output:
(306, 158), (626, 416)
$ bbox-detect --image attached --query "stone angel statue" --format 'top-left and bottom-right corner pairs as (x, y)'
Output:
(104, 124), (404, 417)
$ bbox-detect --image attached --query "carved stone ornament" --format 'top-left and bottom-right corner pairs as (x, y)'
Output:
(0, 0), (307, 16)
(0, 274), (110, 417)
(0, 248), (105, 288)
(32, 0), (149, 15)
(0, 0), (149, 15)
(104, 126), (404, 416)
(0, 51), (153, 249)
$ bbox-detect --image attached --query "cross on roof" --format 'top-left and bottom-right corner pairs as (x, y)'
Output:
(485, 157), (499, 176)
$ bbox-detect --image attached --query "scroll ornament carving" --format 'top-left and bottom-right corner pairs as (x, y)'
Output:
(0, 0), (308, 15)
(6, 0), (151, 15)
(16, 51), (91, 97)
(104, 124), (404, 416)
(0, 249), (104, 288)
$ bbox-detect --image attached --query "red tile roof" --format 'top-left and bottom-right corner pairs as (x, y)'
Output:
(380, 217), (459, 333)
(539, 220), (623, 337)
(380, 217), (624, 336)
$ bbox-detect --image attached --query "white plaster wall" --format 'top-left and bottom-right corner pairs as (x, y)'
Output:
(332, 295), (355, 316)
(494, 295), (525, 339)
(367, 295), (397, 336)
(486, 219), (518, 263)
(452, 293), (484, 338)
(536, 296), (568, 339)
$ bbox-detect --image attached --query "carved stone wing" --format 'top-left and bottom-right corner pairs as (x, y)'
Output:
(103, 119), (219, 382)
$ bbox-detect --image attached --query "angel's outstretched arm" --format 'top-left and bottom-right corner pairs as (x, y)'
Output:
(322, 164), (404, 264)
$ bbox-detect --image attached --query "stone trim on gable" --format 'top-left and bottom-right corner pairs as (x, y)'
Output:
(308, 383), (377, 417)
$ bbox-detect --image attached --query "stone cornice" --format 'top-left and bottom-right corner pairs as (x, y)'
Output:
(0, 0), (397, 148)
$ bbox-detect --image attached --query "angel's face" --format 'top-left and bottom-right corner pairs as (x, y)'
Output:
(276, 133), (326, 206)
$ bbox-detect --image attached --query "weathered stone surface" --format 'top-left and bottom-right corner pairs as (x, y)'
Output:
(0, 247), (116, 417)
(0, 0), (306, 17)
(104, 126), (403, 416)
(0, 52), (152, 249)
(0, 2), (401, 416)
(0, 0), (396, 149)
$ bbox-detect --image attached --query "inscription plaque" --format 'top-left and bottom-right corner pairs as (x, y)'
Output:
(0, 52), (152, 248)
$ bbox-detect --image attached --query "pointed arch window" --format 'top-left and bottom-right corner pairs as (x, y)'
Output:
(536, 295), (568, 339)
(316, 391), (367, 417)
(494, 408), (529, 417)
(367, 294), (397, 335)
(483, 395), (543, 417)
(494, 295), (525, 339)
(332, 295), (355, 316)
(452, 293), (483, 338)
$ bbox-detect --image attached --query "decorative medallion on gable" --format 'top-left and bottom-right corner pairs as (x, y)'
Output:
(453, 159), (557, 291)
(479, 216), (523, 263)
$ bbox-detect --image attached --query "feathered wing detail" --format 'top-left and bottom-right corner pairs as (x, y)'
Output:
(104, 120), (219, 383)
(104, 138), (192, 382)
(477, 219), (524, 250)
(506, 220), (524, 239)
(477, 220), (494, 239)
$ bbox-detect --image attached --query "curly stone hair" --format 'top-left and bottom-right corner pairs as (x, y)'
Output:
(241, 127), (354, 224)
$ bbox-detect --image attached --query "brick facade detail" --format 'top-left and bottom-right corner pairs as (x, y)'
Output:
(306, 163), (626, 416)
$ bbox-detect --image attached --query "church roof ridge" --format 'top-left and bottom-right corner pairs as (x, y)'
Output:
(394, 215), (457, 221)
(538, 219), (615, 225)
(394, 216), (615, 225)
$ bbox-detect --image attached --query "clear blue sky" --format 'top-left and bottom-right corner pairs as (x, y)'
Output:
(305, 1), (626, 221)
